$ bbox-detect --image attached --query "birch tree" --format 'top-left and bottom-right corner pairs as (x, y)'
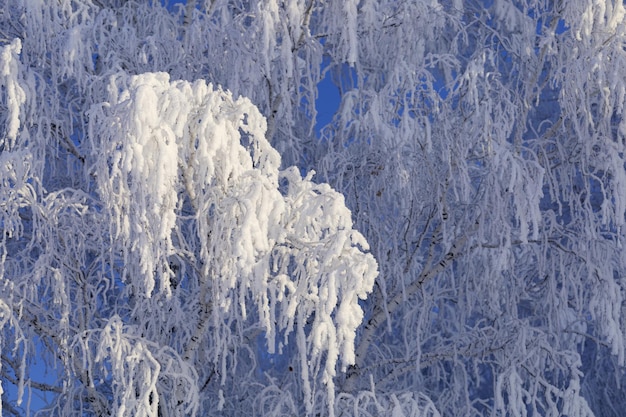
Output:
(1, 1), (626, 416)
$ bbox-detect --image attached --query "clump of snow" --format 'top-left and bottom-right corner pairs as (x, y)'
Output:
(0, 39), (26, 149)
(90, 72), (378, 415)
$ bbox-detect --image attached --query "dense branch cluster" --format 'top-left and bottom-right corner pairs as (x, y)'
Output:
(1, 1), (626, 416)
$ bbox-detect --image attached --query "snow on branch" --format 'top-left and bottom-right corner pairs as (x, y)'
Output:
(0, 39), (26, 150)
(89, 72), (378, 416)
(0, 298), (28, 410)
(93, 315), (199, 417)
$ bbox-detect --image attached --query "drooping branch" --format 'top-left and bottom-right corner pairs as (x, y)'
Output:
(344, 224), (476, 392)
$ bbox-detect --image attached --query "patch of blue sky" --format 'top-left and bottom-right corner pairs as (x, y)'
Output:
(315, 69), (341, 134)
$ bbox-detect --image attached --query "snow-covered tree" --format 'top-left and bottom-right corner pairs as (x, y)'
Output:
(1, 1), (626, 416)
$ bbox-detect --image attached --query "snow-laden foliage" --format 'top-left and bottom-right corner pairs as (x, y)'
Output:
(88, 72), (376, 415)
(0, 39), (25, 148)
(2, 0), (626, 416)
